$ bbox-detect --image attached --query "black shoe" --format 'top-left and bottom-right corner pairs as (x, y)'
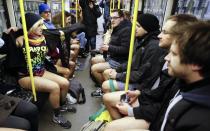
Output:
(80, 52), (88, 58)
(91, 88), (103, 97)
(53, 114), (71, 129)
(79, 48), (88, 58)
(60, 102), (77, 113)
(94, 83), (101, 88)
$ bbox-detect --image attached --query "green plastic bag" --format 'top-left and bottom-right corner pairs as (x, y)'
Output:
(89, 105), (112, 122)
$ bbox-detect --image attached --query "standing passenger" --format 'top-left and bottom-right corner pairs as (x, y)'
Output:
(79, 0), (101, 52)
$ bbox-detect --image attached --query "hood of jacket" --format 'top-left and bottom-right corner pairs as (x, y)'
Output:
(179, 77), (210, 108)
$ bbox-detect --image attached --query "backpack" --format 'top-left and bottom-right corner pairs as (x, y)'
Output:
(69, 78), (86, 104)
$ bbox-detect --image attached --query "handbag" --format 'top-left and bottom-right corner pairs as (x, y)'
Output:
(69, 78), (86, 104)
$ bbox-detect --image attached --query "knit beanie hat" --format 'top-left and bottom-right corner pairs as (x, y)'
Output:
(20, 13), (42, 31)
(137, 13), (160, 32)
(39, 3), (51, 14)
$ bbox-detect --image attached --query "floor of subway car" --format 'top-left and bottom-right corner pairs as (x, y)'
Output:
(39, 55), (103, 131)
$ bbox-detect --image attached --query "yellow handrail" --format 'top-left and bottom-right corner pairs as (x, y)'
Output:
(76, 0), (78, 23)
(112, 0), (115, 9)
(62, 0), (65, 27)
(19, 0), (37, 101)
(110, 0), (112, 15)
(118, 0), (120, 9)
(125, 0), (139, 91)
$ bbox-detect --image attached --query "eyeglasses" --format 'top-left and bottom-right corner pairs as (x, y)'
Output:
(110, 16), (120, 20)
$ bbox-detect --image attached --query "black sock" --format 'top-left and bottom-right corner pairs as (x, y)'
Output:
(61, 100), (66, 106)
(53, 108), (60, 117)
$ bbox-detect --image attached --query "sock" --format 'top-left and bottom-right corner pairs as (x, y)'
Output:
(53, 108), (60, 117)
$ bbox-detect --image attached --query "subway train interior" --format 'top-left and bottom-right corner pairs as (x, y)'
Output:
(0, 0), (210, 131)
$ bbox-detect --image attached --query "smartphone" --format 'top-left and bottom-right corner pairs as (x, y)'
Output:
(120, 93), (130, 103)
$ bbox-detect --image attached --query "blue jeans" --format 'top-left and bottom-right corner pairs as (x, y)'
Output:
(77, 32), (87, 49)
(87, 35), (96, 50)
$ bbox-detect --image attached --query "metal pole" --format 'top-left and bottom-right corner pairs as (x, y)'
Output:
(19, 0), (37, 101)
(124, 0), (139, 91)
(62, 0), (65, 27)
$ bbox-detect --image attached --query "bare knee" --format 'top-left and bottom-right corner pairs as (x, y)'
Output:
(103, 93), (113, 105)
(91, 64), (99, 74)
(50, 83), (60, 94)
(59, 78), (70, 91)
(102, 81), (111, 93)
(103, 69), (111, 80)
(104, 122), (119, 131)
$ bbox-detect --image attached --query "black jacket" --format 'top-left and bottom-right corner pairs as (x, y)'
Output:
(116, 31), (166, 90)
(108, 20), (132, 63)
(150, 78), (210, 131)
(0, 30), (26, 70)
(79, 0), (101, 36)
(133, 69), (176, 122)
(162, 78), (210, 131)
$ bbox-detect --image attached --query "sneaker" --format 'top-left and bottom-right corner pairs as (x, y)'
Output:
(66, 93), (77, 105)
(53, 114), (71, 129)
(91, 88), (103, 97)
(60, 102), (77, 113)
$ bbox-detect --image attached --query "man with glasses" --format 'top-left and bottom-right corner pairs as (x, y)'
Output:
(90, 9), (131, 97)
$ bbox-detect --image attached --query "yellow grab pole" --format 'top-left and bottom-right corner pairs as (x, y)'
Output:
(118, 0), (120, 9)
(110, 0), (112, 16)
(113, 0), (115, 9)
(76, 0), (78, 23)
(124, 0), (139, 91)
(19, 0), (37, 101)
(62, 0), (65, 27)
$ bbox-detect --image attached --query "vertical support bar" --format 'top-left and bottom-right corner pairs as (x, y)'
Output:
(118, 0), (120, 9)
(76, 0), (78, 23)
(110, 0), (112, 15)
(124, 0), (139, 91)
(62, 0), (65, 27)
(19, 0), (37, 101)
(113, 0), (115, 9)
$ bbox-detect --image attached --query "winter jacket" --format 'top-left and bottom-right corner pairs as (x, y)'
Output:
(108, 19), (132, 63)
(150, 77), (210, 131)
(133, 68), (176, 122)
(116, 31), (166, 90)
(0, 30), (25, 70)
(162, 78), (210, 131)
(79, 0), (101, 36)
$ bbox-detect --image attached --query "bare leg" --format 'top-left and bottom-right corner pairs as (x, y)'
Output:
(91, 62), (110, 84)
(42, 71), (69, 103)
(18, 73), (60, 108)
(104, 117), (150, 131)
(102, 80), (119, 93)
(103, 91), (125, 119)
(71, 44), (80, 62)
(91, 55), (105, 65)
(103, 68), (114, 80)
